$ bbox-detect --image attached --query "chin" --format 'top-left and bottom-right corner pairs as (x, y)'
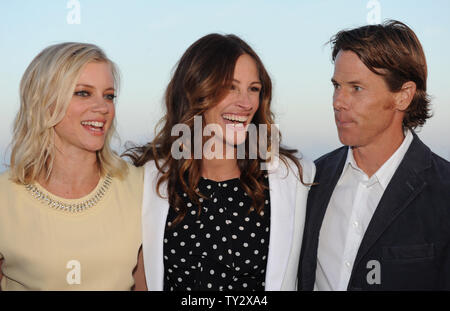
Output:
(338, 132), (356, 147)
(336, 126), (358, 146)
(83, 142), (105, 153)
(224, 132), (247, 147)
(339, 136), (368, 148)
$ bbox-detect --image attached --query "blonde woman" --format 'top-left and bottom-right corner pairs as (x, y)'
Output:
(0, 43), (146, 290)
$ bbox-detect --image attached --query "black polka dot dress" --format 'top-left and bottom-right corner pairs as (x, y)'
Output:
(163, 175), (271, 291)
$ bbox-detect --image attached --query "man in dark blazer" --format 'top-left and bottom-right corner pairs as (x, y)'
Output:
(298, 20), (450, 290)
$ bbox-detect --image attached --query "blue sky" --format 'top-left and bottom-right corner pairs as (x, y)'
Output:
(1, 0), (449, 171)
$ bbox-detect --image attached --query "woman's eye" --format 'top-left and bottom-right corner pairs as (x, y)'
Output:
(74, 90), (90, 97)
(250, 86), (261, 92)
(105, 94), (116, 101)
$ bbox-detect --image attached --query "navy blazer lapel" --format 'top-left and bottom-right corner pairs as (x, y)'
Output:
(308, 147), (347, 236)
(301, 147), (347, 287)
(350, 133), (431, 280)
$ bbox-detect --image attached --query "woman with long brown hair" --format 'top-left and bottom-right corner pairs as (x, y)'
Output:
(126, 33), (315, 291)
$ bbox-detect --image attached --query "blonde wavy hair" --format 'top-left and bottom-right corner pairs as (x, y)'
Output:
(10, 42), (128, 184)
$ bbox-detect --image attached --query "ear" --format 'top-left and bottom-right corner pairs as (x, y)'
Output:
(394, 81), (416, 111)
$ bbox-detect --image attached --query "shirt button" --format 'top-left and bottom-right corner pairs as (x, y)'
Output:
(345, 261), (351, 268)
(353, 221), (359, 228)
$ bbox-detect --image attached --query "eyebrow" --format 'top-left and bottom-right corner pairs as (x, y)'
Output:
(232, 79), (262, 85)
(76, 84), (115, 91)
(331, 78), (364, 85)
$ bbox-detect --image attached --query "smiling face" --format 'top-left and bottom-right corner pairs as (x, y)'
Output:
(203, 53), (261, 148)
(332, 50), (404, 148)
(54, 61), (116, 156)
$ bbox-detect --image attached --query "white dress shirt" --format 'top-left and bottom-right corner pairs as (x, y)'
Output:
(315, 129), (413, 291)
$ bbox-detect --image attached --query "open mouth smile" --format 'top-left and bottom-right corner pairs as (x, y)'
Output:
(81, 120), (106, 135)
(222, 113), (249, 130)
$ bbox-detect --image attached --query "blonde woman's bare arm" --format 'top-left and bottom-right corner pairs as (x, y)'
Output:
(0, 259), (3, 291)
(133, 246), (148, 291)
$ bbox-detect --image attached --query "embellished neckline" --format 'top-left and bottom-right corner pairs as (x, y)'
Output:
(24, 174), (113, 213)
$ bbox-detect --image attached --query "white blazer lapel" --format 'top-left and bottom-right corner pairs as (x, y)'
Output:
(141, 158), (309, 291)
(264, 160), (297, 290)
(142, 161), (169, 291)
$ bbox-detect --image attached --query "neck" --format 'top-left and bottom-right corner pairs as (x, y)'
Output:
(352, 127), (406, 177)
(201, 157), (240, 181)
(38, 149), (101, 199)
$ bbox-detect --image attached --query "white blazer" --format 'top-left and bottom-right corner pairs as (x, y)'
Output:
(141, 157), (316, 291)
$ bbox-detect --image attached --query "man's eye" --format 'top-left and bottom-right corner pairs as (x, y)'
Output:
(332, 83), (340, 90)
(74, 90), (90, 97)
(354, 86), (363, 91)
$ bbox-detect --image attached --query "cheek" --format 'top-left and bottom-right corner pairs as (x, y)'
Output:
(249, 97), (260, 118)
(63, 100), (87, 125)
(204, 103), (224, 124)
(54, 117), (76, 138)
(354, 100), (393, 130)
(382, 96), (396, 110)
(252, 95), (260, 109)
(352, 96), (378, 119)
(203, 110), (214, 125)
(60, 105), (79, 127)
(102, 105), (115, 133)
(109, 104), (116, 120)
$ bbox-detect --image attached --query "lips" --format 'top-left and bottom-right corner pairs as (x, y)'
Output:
(81, 120), (106, 135)
(222, 113), (249, 123)
(336, 118), (356, 130)
(222, 113), (250, 131)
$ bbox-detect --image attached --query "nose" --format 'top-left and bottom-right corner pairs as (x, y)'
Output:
(92, 95), (109, 114)
(236, 89), (253, 110)
(333, 88), (349, 111)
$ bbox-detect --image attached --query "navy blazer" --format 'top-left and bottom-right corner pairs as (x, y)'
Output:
(298, 132), (450, 290)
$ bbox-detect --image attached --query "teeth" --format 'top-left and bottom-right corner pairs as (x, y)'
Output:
(81, 121), (104, 127)
(227, 122), (247, 131)
(223, 114), (248, 123)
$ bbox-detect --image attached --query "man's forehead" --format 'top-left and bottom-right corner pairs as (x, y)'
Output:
(333, 50), (378, 81)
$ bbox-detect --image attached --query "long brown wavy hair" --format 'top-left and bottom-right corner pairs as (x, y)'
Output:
(124, 33), (304, 225)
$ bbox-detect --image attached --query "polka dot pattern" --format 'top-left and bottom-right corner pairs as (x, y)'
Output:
(163, 176), (270, 291)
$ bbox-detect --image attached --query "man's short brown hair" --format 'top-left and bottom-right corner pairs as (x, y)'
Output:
(330, 20), (431, 129)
